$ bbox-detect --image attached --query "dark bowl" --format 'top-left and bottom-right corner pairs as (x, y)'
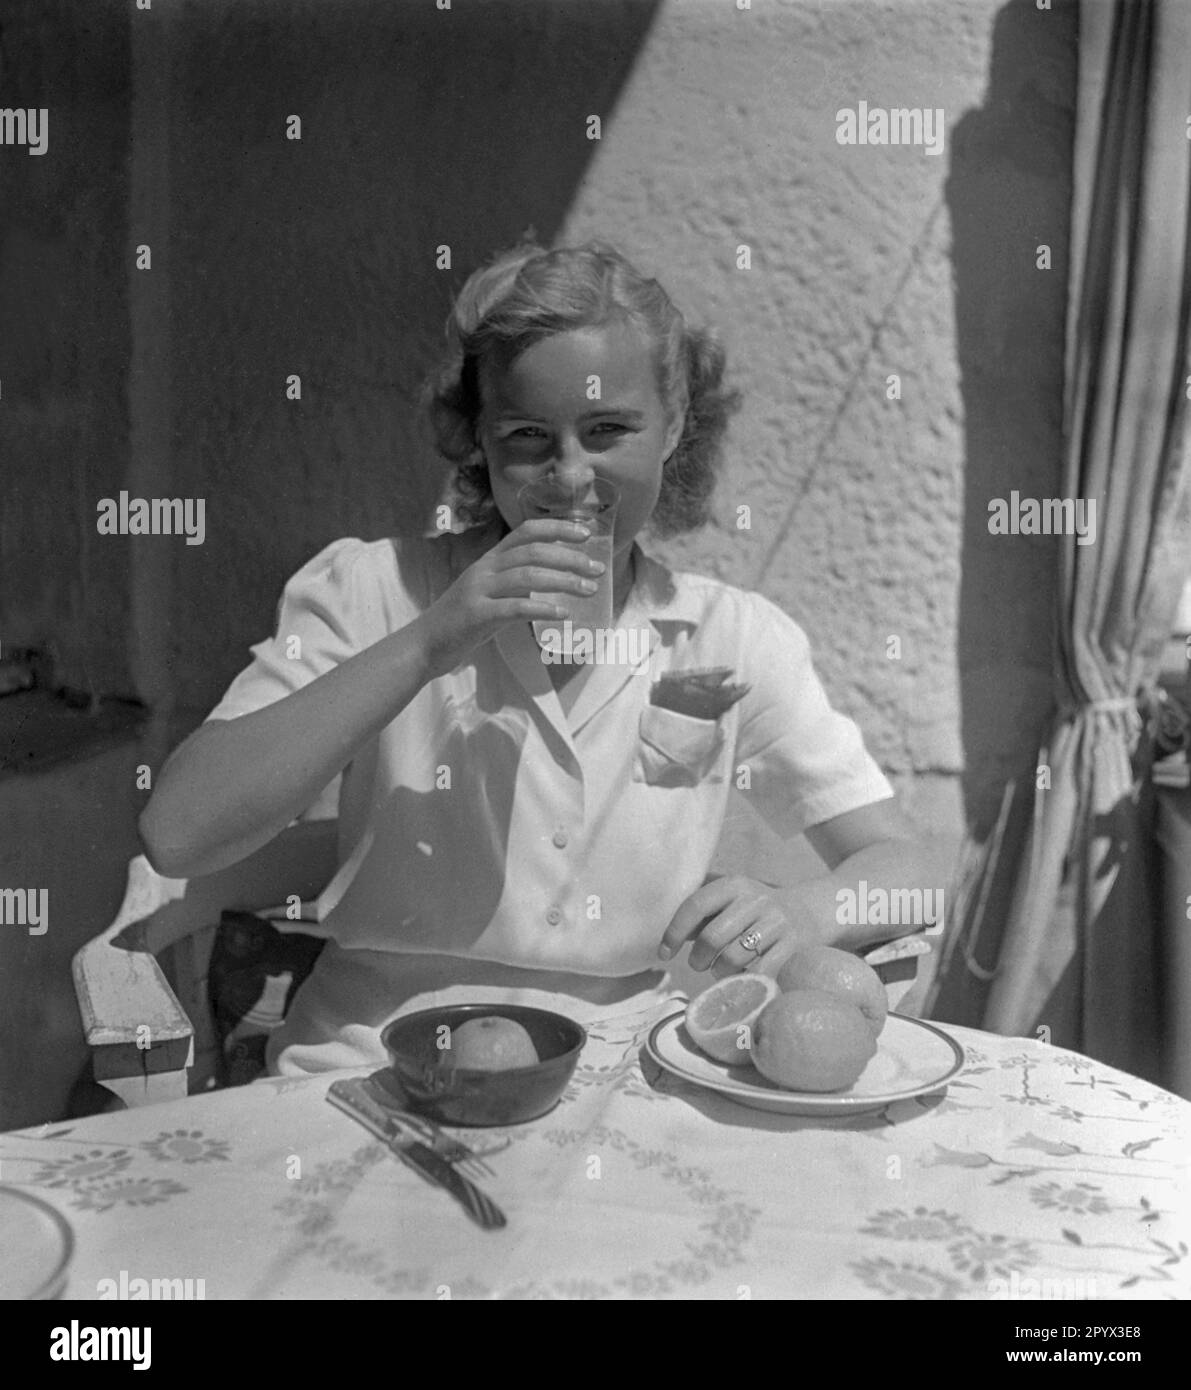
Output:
(380, 1004), (587, 1126)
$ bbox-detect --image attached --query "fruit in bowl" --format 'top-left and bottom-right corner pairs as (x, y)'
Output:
(381, 1004), (585, 1126)
(439, 1016), (540, 1072)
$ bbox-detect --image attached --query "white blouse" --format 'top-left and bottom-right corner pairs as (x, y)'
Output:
(207, 518), (894, 980)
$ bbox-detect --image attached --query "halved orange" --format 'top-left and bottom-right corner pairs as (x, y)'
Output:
(684, 974), (780, 1063)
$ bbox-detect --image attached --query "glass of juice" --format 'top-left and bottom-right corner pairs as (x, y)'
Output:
(518, 476), (619, 663)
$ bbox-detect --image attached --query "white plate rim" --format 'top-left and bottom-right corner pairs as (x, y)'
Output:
(0, 1184), (74, 1300)
(645, 1008), (965, 1113)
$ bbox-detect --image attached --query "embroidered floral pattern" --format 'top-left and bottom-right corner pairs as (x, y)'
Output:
(254, 1076), (313, 1096)
(862, 1207), (967, 1241)
(1011, 1132), (1082, 1157)
(141, 1131), (231, 1164)
(851, 1257), (966, 1300)
(70, 1177), (188, 1213)
(273, 1119), (761, 1298)
(1030, 1181), (1112, 1216)
(928, 1143), (994, 1168)
(1050, 1105), (1089, 1124)
(947, 1233), (1036, 1281)
(857, 1209), (1036, 1293)
(28, 1149), (133, 1186)
(1118, 1239), (1189, 1290)
(561, 1012), (675, 1105)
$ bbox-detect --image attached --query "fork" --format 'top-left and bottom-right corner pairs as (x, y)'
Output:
(361, 1071), (510, 1180)
(328, 1080), (507, 1230)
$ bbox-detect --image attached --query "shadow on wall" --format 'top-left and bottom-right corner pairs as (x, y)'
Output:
(931, 0), (1077, 1029)
(947, 0), (1076, 835)
(166, 0), (664, 715)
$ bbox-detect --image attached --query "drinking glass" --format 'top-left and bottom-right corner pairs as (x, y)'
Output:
(518, 477), (619, 662)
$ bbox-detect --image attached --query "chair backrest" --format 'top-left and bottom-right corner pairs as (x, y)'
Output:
(72, 820), (339, 1108)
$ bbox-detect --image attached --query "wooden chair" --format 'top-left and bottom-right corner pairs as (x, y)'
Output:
(863, 933), (934, 1013)
(72, 820), (338, 1110)
(73, 821), (930, 1109)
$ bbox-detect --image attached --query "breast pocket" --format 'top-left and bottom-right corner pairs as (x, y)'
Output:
(632, 705), (726, 787)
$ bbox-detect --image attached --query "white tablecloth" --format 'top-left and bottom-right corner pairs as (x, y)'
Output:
(2, 1000), (1188, 1299)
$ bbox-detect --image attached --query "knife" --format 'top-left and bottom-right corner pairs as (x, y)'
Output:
(327, 1079), (507, 1231)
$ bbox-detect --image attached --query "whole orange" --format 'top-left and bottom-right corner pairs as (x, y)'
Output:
(751, 989), (878, 1092)
(441, 1016), (539, 1071)
(775, 945), (887, 1035)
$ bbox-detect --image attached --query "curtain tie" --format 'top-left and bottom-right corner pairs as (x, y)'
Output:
(1058, 697), (1138, 717)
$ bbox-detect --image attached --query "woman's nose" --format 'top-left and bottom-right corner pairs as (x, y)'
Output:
(549, 439), (596, 486)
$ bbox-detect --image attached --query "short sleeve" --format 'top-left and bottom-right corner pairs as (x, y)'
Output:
(733, 592), (893, 836)
(204, 538), (401, 819)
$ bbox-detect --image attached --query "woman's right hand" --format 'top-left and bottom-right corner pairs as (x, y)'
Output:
(417, 517), (605, 676)
(141, 518), (607, 877)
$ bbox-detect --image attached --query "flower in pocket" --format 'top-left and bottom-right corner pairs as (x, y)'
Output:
(649, 666), (750, 719)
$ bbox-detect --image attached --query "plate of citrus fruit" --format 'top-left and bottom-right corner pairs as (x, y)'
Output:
(646, 946), (964, 1115)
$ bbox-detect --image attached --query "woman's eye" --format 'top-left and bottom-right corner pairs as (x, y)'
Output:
(500, 423), (630, 443)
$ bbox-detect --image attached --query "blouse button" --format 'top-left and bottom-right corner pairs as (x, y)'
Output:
(552, 828), (569, 849)
(546, 906), (563, 925)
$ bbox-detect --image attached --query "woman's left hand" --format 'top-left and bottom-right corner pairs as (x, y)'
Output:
(658, 876), (818, 979)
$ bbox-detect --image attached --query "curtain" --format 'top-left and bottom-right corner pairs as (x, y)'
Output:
(929, 0), (1191, 1087)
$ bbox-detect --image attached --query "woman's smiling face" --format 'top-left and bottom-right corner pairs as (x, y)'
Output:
(476, 320), (683, 560)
